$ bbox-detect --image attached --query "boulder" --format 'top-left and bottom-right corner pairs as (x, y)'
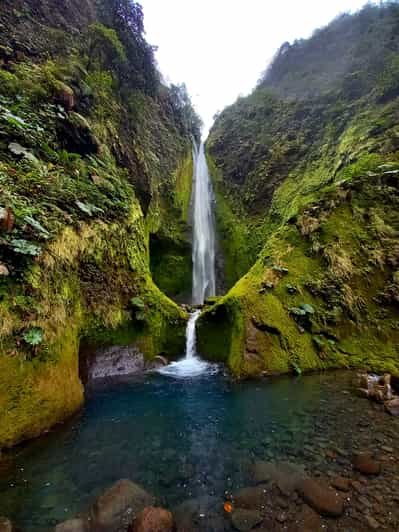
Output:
(290, 504), (323, 532)
(298, 478), (344, 517)
(91, 479), (155, 531)
(54, 81), (75, 111)
(385, 397), (399, 416)
(331, 476), (350, 492)
(252, 461), (306, 495)
(146, 356), (169, 371)
(174, 496), (223, 532)
(231, 485), (269, 510)
(129, 507), (173, 532)
(231, 508), (263, 531)
(55, 518), (87, 532)
(352, 453), (381, 475)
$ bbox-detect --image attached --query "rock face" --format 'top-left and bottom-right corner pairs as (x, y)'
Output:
(83, 346), (146, 383)
(197, 2), (399, 378)
(352, 453), (381, 475)
(91, 479), (155, 531)
(130, 507), (173, 532)
(298, 478), (344, 517)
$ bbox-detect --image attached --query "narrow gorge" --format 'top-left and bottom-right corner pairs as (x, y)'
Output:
(0, 1), (399, 531)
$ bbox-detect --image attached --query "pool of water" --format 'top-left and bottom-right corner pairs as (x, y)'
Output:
(1, 370), (399, 531)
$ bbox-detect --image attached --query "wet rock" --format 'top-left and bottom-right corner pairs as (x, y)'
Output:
(385, 397), (399, 416)
(331, 476), (350, 492)
(91, 479), (155, 531)
(365, 515), (380, 530)
(0, 207), (14, 233)
(146, 356), (169, 371)
(352, 453), (381, 475)
(83, 346), (145, 382)
(290, 504), (323, 532)
(61, 112), (100, 155)
(252, 461), (306, 495)
(55, 518), (87, 532)
(0, 517), (14, 532)
(174, 495), (223, 532)
(130, 507), (173, 532)
(231, 508), (263, 531)
(298, 478), (344, 517)
(231, 485), (268, 510)
(54, 81), (75, 111)
(0, 263), (9, 276)
(391, 375), (399, 394)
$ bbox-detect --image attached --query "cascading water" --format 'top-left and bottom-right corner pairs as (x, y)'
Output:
(159, 141), (217, 378)
(192, 141), (216, 305)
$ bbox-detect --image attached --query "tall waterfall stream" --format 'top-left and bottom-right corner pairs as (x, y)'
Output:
(159, 141), (217, 378)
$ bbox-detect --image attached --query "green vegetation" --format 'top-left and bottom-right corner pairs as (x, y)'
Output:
(0, 0), (199, 447)
(201, 2), (399, 378)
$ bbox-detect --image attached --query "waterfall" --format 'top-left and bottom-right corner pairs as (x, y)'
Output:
(158, 141), (217, 378)
(192, 141), (216, 305)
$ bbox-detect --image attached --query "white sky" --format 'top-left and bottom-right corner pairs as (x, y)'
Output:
(140, 0), (368, 134)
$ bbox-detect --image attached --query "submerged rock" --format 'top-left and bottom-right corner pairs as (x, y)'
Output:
(130, 506), (173, 532)
(231, 508), (263, 531)
(231, 485), (269, 510)
(91, 479), (155, 531)
(252, 461), (306, 495)
(331, 476), (350, 492)
(298, 478), (344, 517)
(352, 453), (381, 475)
(55, 518), (87, 532)
(291, 504), (323, 532)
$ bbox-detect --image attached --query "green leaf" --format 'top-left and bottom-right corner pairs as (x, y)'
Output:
(130, 296), (145, 309)
(300, 303), (315, 314)
(23, 327), (44, 346)
(75, 200), (104, 216)
(24, 216), (50, 239)
(289, 306), (307, 316)
(10, 239), (42, 256)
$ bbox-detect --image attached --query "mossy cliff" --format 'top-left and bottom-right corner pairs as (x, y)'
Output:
(0, 0), (199, 447)
(199, 3), (399, 377)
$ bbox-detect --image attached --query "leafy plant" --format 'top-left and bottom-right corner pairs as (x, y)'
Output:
(23, 327), (44, 346)
(10, 239), (42, 256)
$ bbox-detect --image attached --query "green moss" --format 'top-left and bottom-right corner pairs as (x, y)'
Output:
(206, 154), (263, 288)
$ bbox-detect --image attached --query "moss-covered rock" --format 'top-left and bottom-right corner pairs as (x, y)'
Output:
(201, 3), (399, 378)
(0, 0), (198, 447)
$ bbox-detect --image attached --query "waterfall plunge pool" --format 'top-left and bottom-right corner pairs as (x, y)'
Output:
(1, 370), (399, 531)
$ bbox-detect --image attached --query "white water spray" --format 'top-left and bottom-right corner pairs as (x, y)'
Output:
(159, 141), (217, 378)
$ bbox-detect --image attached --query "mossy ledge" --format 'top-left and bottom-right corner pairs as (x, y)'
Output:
(199, 3), (399, 378)
(0, 0), (200, 448)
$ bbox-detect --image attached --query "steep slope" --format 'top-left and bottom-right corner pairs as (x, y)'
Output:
(0, 0), (200, 447)
(199, 2), (399, 377)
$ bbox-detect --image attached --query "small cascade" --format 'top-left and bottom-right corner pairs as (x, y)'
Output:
(158, 310), (215, 378)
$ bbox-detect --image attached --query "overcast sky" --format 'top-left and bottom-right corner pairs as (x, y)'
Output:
(140, 0), (368, 134)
